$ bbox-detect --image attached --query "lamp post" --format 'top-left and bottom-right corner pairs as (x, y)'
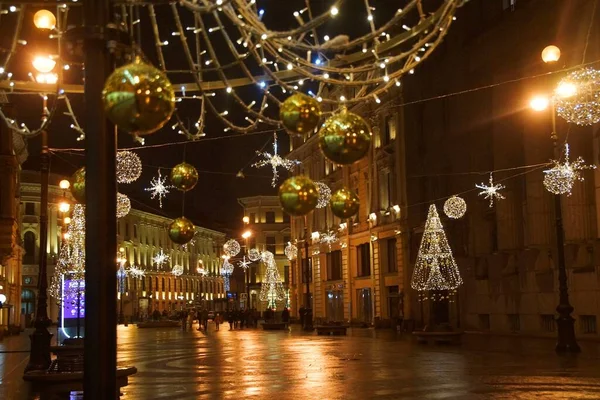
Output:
(301, 216), (313, 331)
(242, 229), (252, 309)
(117, 248), (126, 325)
(529, 45), (580, 353)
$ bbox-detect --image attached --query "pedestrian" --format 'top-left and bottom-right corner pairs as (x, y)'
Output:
(240, 309), (245, 329)
(181, 310), (187, 331)
(197, 310), (202, 331)
(215, 313), (221, 331)
(228, 310), (234, 330)
(201, 309), (209, 331)
(187, 311), (194, 331)
(299, 305), (306, 328)
(282, 307), (290, 328)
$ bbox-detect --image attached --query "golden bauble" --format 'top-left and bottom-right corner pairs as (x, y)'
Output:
(330, 187), (360, 219)
(170, 162), (198, 192)
(280, 93), (322, 135)
(278, 175), (319, 216)
(168, 216), (195, 245)
(102, 59), (175, 135)
(319, 110), (371, 165)
(70, 167), (86, 204)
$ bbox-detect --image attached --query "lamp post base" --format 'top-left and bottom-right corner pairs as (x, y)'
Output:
(556, 314), (580, 353)
(25, 327), (53, 373)
(303, 309), (314, 331)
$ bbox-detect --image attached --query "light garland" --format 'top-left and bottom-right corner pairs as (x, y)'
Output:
(145, 169), (173, 208)
(223, 239), (241, 257)
(410, 204), (462, 292)
(116, 151), (143, 184)
(248, 248), (261, 262)
(543, 143), (595, 196)
(221, 258), (234, 292)
(555, 68), (600, 126)
(443, 195), (467, 219)
(116, 192), (131, 219)
(252, 132), (300, 187)
(171, 264), (184, 276)
(476, 173), (505, 207)
(259, 250), (286, 305)
(315, 182), (332, 209)
(284, 242), (297, 261)
(152, 249), (170, 269)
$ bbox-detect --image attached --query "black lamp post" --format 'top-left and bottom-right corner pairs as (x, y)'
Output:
(302, 218), (313, 331)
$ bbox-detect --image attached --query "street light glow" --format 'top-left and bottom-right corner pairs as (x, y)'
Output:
(59, 179), (70, 189)
(33, 10), (56, 30)
(32, 56), (56, 73)
(242, 230), (252, 239)
(555, 81), (577, 98)
(541, 45), (561, 63)
(242, 216), (250, 224)
(530, 95), (550, 111)
(58, 201), (70, 213)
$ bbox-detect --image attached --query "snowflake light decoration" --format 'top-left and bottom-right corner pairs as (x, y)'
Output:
(127, 265), (146, 278)
(315, 182), (332, 209)
(152, 249), (170, 269)
(252, 132), (300, 187)
(443, 195), (467, 219)
(248, 248), (261, 262)
(543, 143), (595, 196)
(223, 239), (241, 257)
(116, 150), (143, 184)
(320, 230), (339, 250)
(171, 264), (184, 276)
(476, 173), (505, 207)
(284, 242), (297, 261)
(116, 192), (131, 218)
(238, 256), (252, 270)
(145, 169), (173, 208)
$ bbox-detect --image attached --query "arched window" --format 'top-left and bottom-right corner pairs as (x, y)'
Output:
(23, 231), (36, 264)
(22, 289), (36, 315)
(161, 277), (165, 291)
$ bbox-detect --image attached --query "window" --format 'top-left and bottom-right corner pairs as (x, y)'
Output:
(479, 314), (490, 330)
(25, 202), (35, 215)
(133, 225), (138, 238)
(380, 238), (397, 273)
(383, 115), (396, 145)
(508, 314), (520, 332)
(249, 213), (256, 223)
(379, 169), (395, 210)
(541, 315), (556, 332)
(266, 236), (276, 254)
(284, 265), (289, 284)
(357, 243), (370, 277)
(125, 223), (130, 239)
(266, 211), (275, 223)
(23, 231), (36, 264)
(327, 250), (342, 281)
(580, 315), (597, 334)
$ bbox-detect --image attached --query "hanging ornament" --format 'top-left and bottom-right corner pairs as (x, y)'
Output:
(284, 242), (297, 261)
(102, 58), (175, 135)
(320, 230), (339, 250)
(70, 167), (86, 204)
(315, 181), (332, 209)
(278, 175), (319, 216)
(145, 169), (173, 208)
(168, 216), (195, 245)
(443, 195), (467, 219)
(252, 132), (301, 187)
(411, 204), (463, 292)
(116, 150), (143, 184)
(330, 187), (360, 219)
(171, 264), (184, 277)
(248, 248), (261, 262)
(170, 162), (198, 192)
(543, 143), (595, 196)
(223, 239), (241, 257)
(152, 249), (170, 269)
(555, 68), (600, 126)
(476, 173), (505, 207)
(238, 256), (251, 270)
(116, 192), (131, 219)
(318, 109), (371, 165)
(279, 92), (322, 135)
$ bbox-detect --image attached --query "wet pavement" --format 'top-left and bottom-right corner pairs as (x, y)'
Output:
(2, 325), (600, 399)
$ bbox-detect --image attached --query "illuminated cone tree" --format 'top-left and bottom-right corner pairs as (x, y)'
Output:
(411, 204), (462, 293)
(259, 251), (286, 308)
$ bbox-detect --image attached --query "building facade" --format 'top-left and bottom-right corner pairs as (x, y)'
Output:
(238, 196), (291, 311)
(20, 170), (226, 325)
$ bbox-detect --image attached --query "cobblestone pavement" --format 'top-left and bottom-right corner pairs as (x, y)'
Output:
(3, 325), (600, 399)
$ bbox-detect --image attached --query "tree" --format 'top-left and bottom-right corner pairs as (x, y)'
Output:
(259, 251), (286, 308)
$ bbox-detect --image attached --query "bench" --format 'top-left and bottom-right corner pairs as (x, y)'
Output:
(413, 331), (462, 345)
(261, 322), (287, 330)
(315, 325), (349, 336)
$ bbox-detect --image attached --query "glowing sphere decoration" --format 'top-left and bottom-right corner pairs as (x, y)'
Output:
(329, 187), (360, 219)
(278, 175), (319, 216)
(170, 162), (198, 192)
(102, 59), (175, 135)
(279, 92), (321, 135)
(168, 216), (195, 245)
(171, 264), (184, 277)
(116, 150), (143, 184)
(285, 242), (298, 261)
(223, 239), (241, 257)
(70, 167), (86, 204)
(319, 110), (371, 165)
(443, 195), (467, 219)
(555, 68), (600, 126)
(248, 248), (261, 262)
(315, 181), (332, 209)
(116, 192), (131, 219)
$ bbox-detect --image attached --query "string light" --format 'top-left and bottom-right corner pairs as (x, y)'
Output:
(116, 192), (131, 219)
(144, 169), (173, 208)
(116, 150), (142, 184)
(476, 173), (505, 207)
(252, 132), (300, 187)
(543, 143), (595, 196)
(555, 68), (600, 126)
(259, 251), (286, 306)
(315, 182), (332, 209)
(443, 195), (467, 219)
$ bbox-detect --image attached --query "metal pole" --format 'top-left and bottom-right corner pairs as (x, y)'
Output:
(25, 110), (52, 373)
(83, 0), (118, 397)
(303, 218), (313, 330)
(551, 101), (580, 353)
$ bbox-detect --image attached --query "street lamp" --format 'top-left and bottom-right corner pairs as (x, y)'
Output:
(241, 230), (252, 308)
(59, 179), (70, 190)
(33, 10), (56, 30)
(242, 216), (250, 224)
(527, 45), (580, 353)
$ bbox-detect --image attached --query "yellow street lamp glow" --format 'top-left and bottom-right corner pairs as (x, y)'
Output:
(32, 56), (56, 73)
(242, 216), (250, 224)
(35, 73), (58, 84)
(541, 45), (561, 63)
(59, 179), (70, 189)
(33, 10), (56, 30)
(63, 217), (71, 224)
(241, 230), (252, 239)
(530, 95), (550, 112)
(555, 81), (577, 98)
(58, 201), (70, 213)
(63, 232), (71, 240)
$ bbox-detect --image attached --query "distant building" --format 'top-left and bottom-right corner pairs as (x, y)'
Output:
(238, 196), (291, 311)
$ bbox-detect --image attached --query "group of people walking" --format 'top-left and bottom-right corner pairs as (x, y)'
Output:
(188, 307), (291, 332)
